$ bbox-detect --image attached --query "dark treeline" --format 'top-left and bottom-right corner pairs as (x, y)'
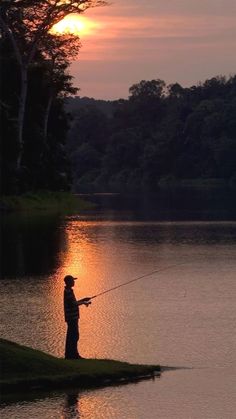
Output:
(67, 76), (236, 192)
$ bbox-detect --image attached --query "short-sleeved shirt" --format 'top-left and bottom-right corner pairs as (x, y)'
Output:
(64, 287), (79, 322)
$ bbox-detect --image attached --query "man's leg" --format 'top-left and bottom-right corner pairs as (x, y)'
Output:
(65, 320), (79, 359)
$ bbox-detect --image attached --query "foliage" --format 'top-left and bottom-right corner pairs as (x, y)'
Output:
(0, 36), (75, 193)
(0, 191), (94, 212)
(67, 76), (236, 191)
(0, 0), (106, 194)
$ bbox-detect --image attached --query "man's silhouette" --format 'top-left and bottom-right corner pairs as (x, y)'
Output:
(64, 275), (91, 359)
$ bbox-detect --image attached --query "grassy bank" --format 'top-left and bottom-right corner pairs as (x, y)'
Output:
(0, 339), (160, 394)
(0, 191), (94, 213)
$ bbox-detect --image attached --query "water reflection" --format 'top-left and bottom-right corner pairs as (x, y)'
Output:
(1, 214), (66, 279)
(62, 392), (80, 419)
(2, 364), (236, 419)
(1, 193), (236, 418)
(86, 188), (236, 221)
(1, 214), (236, 359)
(2, 189), (236, 280)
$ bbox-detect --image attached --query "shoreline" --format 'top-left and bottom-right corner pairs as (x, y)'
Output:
(0, 339), (160, 396)
(0, 191), (94, 213)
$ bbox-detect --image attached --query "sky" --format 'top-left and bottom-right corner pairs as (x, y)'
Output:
(69, 0), (236, 99)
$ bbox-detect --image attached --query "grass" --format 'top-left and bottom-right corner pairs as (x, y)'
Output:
(0, 191), (94, 213)
(0, 339), (160, 394)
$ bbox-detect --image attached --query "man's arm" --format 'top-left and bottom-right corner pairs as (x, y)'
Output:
(77, 297), (91, 306)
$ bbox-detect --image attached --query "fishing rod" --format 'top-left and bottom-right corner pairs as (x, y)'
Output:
(90, 262), (187, 300)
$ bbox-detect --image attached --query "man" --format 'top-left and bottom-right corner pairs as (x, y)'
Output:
(64, 274), (91, 359)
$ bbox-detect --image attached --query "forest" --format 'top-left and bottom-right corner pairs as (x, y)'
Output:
(1, 3), (236, 195)
(0, 0), (104, 195)
(67, 76), (236, 192)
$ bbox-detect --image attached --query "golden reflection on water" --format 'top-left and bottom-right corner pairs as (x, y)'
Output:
(1, 218), (236, 418)
(47, 220), (122, 358)
(56, 221), (109, 294)
(13, 217), (235, 366)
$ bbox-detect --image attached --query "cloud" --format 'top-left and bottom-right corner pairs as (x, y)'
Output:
(73, 0), (236, 98)
(85, 0), (236, 19)
(78, 14), (236, 61)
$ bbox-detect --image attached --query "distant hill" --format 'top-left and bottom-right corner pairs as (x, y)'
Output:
(65, 96), (116, 118)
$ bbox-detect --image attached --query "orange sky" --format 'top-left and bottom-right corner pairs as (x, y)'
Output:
(67, 0), (236, 99)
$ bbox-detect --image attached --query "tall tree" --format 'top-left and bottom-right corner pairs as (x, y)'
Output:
(0, 0), (106, 172)
(41, 33), (80, 143)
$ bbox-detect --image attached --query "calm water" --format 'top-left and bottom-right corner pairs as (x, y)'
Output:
(1, 192), (236, 418)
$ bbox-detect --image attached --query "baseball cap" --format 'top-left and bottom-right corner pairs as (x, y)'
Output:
(64, 275), (77, 285)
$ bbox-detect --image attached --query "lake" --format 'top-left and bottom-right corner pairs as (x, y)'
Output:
(1, 190), (236, 418)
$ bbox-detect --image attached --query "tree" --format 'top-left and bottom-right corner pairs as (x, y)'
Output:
(40, 33), (80, 143)
(129, 79), (166, 99)
(67, 104), (109, 154)
(66, 75), (236, 192)
(128, 79), (166, 128)
(0, 0), (106, 173)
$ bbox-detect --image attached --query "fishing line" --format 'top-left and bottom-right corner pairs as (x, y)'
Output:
(90, 262), (187, 300)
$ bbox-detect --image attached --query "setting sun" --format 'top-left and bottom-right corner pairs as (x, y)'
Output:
(51, 14), (99, 37)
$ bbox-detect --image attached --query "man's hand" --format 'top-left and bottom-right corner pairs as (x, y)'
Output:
(77, 297), (92, 306)
(84, 297), (91, 307)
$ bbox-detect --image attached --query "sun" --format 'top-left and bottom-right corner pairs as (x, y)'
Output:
(51, 14), (97, 37)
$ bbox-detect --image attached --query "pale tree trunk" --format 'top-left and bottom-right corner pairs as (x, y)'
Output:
(43, 59), (55, 144)
(16, 65), (28, 171)
(0, 16), (38, 173)
(43, 94), (53, 141)
(39, 92), (54, 165)
(0, 16), (28, 173)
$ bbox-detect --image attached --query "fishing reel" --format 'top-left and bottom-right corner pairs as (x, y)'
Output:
(82, 297), (92, 307)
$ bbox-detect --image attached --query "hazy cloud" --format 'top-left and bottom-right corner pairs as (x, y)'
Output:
(74, 0), (236, 98)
